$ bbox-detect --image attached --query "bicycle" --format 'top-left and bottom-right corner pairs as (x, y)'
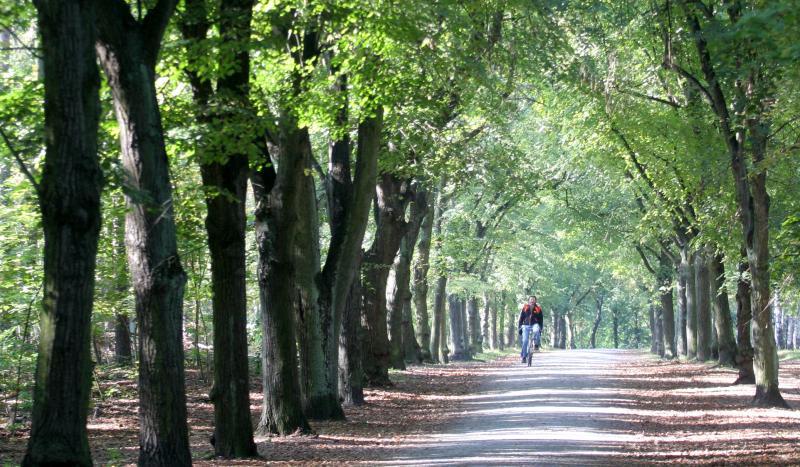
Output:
(526, 323), (541, 367)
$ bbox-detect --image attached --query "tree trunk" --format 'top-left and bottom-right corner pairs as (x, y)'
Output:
(489, 293), (497, 350)
(449, 294), (469, 360)
(295, 164), (331, 420)
(695, 248), (712, 361)
(95, 2), (192, 463)
(339, 268), (365, 405)
(412, 194), (434, 362)
(734, 258), (756, 384)
(180, 0), (257, 455)
(114, 313), (132, 365)
(589, 294), (603, 349)
(317, 105), (382, 418)
(684, 249), (698, 359)
(251, 124), (310, 435)
(430, 276), (446, 364)
(710, 253), (737, 366)
(23, 2), (101, 465)
(612, 307), (620, 349)
(387, 189), (426, 368)
(658, 249), (677, 359)
(361, 174), (410, 386)
(565, 312), (576, 350)
(467, 296), (482, 355)
(773, 293), (785, 350)
(648, 303), (658, 354)
(676, 260), (688, 356)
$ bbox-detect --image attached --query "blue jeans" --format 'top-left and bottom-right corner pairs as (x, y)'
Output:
(531, 323), (541, 348)
(520, 325), (532, 359)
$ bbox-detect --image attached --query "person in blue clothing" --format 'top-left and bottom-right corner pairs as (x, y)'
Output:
(518, 296), (544, 362)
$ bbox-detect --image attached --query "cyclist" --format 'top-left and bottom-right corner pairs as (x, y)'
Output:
(518, 296), (543, 362)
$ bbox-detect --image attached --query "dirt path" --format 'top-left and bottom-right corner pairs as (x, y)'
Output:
(383, 349), (641, 465)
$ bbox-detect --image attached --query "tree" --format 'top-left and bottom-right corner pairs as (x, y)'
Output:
(180, 0), (258, 455)
(94, 0), (192, 462)
(21, 1), (101, 464)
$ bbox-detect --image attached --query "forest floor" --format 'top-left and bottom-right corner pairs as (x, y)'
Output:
(2, 348), (800, 465)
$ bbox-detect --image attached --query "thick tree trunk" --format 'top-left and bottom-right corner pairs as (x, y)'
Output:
(95, 2), (192, 463)
(676, 261), (688, 356)
(317, 106), (382, 418)
(565, 312), (576, 350)
(449, 294), (469, 360)
(251, 123), (311, 435)
(387, 189), (426, 368)
(658, 250), (677, 359)
(23, 2), (101, 465)
(488, 293), (497, 350)
(430, 276), (446, 364)
(339, 269), (365, 405)
(684, 249), (698, 359)
(467, 296), (482, 355)
(114, 313), (133, 365)
(361, 174), (410, 385)
(295, 165), (332, 420)
(695, 249), (712, 361)
(648, 304), (658, 354)
(734, 259), (756, 384)
(412, 196), (434, 362)
(710, 253), (737, 366)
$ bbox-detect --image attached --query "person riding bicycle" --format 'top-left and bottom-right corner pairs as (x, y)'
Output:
(518, 295), (544, 362)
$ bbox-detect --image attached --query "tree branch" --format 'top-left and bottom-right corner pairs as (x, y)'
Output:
(142, 0), (179, 68)
(615, 86), (682, 108)
(636, 245), (657, 275)
(0, 127), (41, 194)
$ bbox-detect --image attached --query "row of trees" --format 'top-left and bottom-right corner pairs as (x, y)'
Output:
(1, 0), (798, 465)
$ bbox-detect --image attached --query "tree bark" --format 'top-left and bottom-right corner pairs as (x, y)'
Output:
(339, 264), (365, 405)
(387, 189), (426, 368)
(95, 1), (192, 463)
(114, 313), (132, 365)
(612, 307), (620, 349)
(316, 104), (382, 418)
(361, 173), (410, 385)
(412, 194), (434, 362)
(734, 258), (756, 384)
(710, 253), (737, 366)
(658, 249), (677, 359)
(448, 294), (469, 360)
(295, 163), (330, 420)
(684, 248), (698, 359)
(430, 276), (447, 363)
(467, 296), (482, 355)
(484, 292), (493, 350)
(676, 260), (688, 357)
(695, 248), (712, 361)
(589, 294), (603, 349)
(251, 126), (310, 435)
(23, 2), (101, 465)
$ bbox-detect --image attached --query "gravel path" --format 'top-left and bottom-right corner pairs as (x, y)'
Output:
(383, 349), (647, 466)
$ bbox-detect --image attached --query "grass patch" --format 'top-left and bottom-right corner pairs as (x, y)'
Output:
(473, 348), (516, 362)
(779, 350), (800, 361)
